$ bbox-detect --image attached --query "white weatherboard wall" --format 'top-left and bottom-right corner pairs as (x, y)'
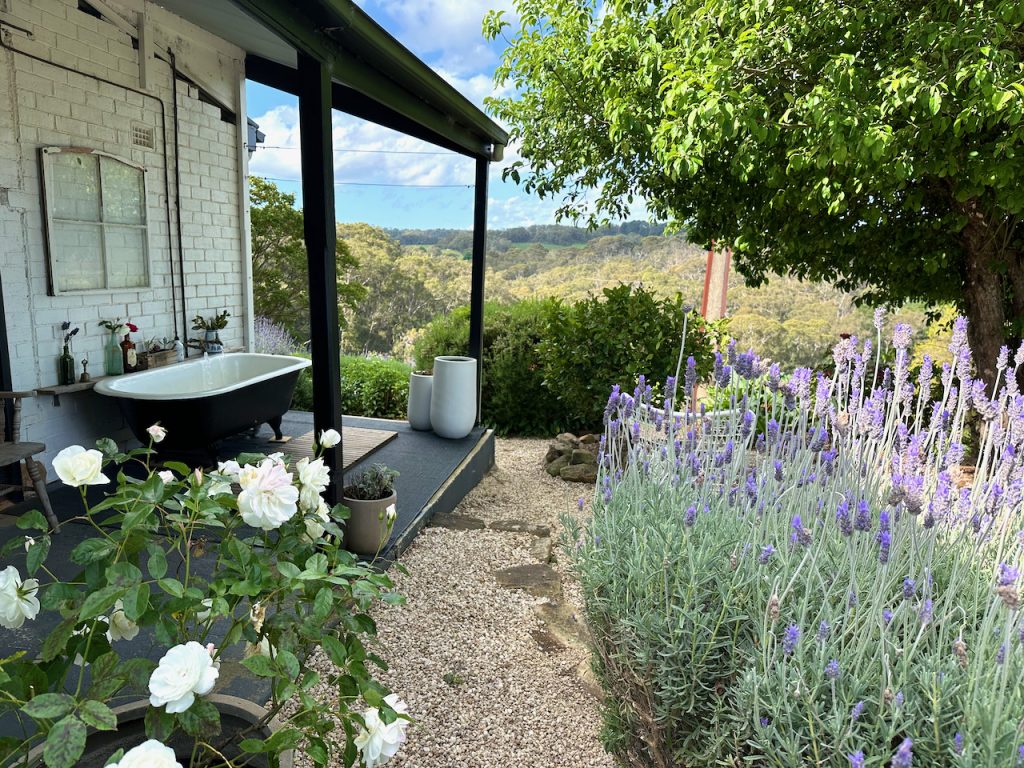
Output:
(0, 0), (253, 470)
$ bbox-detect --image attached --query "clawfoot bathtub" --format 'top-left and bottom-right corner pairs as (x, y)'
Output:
(94, 353), (311, 449)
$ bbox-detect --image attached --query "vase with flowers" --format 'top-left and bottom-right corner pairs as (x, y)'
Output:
(191, 310), (230, 355)
(98, 318), (133, 376)
(58, 321), (79, 385)
(0, 426), (409, 768)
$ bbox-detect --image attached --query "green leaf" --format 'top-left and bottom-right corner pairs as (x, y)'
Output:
(78, 700), (117, 731)
(122, 583), (149, 621)
(321, 635), (347, 667)
(239, 738), (270, 753)
(42, 715), (86, 768)
(16, 509), (49, 532)
(147, 546), (168, 580)
(71, 538), (115, 565)
(313, 586), (334, 622)
(241, 654), (276, 677)
(105, 562), (142, 589)
(103, 748), (125, 766)
(95, 437), (118, 456)
(157, 578), (184, 598)
(22, 693), (75, 720)
(144, 706), (175, 741)
(40, 618), (77, 662)
(176, 698), (220, 739)
(277, 561), (301, 579)
(79, 586), (125, 621)
(26, 535), (50, 575)
(139, 474), (164, 503)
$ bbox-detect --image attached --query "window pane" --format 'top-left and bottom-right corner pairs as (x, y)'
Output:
(50, 222), (104, 291)
(49, 153), (100, 221)
(105, 226), (147, 288)
(100, 157), (145, 224)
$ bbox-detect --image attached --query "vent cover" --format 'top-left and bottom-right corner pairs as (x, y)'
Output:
(130, 122), (154, 150)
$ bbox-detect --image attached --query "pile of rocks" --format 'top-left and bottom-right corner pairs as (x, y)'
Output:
(543, 432), (599, 483)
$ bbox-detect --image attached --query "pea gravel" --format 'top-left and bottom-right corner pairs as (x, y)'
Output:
(301, 437), (613, 768)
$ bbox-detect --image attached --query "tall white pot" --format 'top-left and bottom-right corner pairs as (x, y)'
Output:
(430, 355), (477, 439)
(407, 372), (433, 431)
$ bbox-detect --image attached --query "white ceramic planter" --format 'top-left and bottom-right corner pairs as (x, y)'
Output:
(407, 372), (433, 431)
(430, 355), (477, 439)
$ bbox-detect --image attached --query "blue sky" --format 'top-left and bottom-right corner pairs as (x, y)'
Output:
(245, 0), (583, 231)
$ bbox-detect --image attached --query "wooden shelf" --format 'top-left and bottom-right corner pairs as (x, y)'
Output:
(36, 376), (109, 405)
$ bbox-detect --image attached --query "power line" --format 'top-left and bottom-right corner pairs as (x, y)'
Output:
(249, 144), (454, 156)
(253, 174), (472, 189)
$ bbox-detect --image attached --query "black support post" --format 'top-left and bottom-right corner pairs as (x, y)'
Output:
(297, 51), (344, 502)
(468, 157), (489, 424)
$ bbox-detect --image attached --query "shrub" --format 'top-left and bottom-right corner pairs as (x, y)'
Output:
(253, 315), (300, 355)
(540, 284), (719, 431)
(292, 355), (411, 419)
(413, 301), (564, 436)
(568, 320), (1024, 766)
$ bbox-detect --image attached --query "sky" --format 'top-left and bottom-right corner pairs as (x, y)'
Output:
(244, 0), (586, 231)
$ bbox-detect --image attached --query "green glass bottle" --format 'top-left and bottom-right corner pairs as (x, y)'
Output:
(58, 344), (75, 385)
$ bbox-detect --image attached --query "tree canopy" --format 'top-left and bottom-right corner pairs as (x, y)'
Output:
(485, 0), (1024, 383)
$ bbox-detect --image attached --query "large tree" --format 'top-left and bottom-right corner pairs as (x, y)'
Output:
(484, 0), (1024, 384)
(249, 177), (364, 342)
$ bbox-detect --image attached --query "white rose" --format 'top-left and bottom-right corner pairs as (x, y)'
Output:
(319, 428), (341, 449)
(157, 470), (175, 484)
(52, 446), (109, 487)
(107, 739), (182, 768)
(146, 424), (167, 443)
(355, 698), (409, 768)
(237, 459), (299, 531)
(304, 500), (331, 541)
(0, 566), (39, 629)
(106, 599), (139, 642)
(217, 460), (241, 482)
(385, 504), (397, 525)
(296, 457), (330, 511)
(148, 641), (219, 713)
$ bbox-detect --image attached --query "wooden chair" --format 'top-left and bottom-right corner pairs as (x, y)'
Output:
(0, 392), (59, 532)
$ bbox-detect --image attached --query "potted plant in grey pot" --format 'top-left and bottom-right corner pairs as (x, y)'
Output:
(343, 464), (399, 556)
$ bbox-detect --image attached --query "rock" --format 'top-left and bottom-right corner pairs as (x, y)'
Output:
(560, 463), (598, 483)
(545, 454), (571, 476)
(555, 433), (580, 448)
(493, 564), (562, 600)
(570, 449), (597, 465)
(543, 443), (573, 464)
(531, 536), (554, 564)
(489, 519), (551, 537)
(429, 513), (486, 531)
(578, 433), (599, 445)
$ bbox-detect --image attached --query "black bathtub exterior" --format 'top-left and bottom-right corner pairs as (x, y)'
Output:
(110, 369), (302, 450)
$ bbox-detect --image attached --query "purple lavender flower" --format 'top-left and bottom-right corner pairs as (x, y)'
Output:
(577, 497), (585, 512)
(848, 751), (865, 768)
(997, 643), (1007, 665)
(664, 375), (676, 402)
(893, 323), (913, 350)
(774, 460), (783, 482)
(854, 500), (872, 532)
(954, 733), (963, 755)
(768, 363), (781, 392)
(1017, 744), (1024, 766)
(919, 599), (933, 625)
(892, 737), (913, 768)
(998, 563), (1020, 587)
(716, 364), (733, 388)
(604, 385), (621, 421)
(883, 608), (894, 625)
(782, 624), (800, 656)
(816, 621), (830, 641)
(851, 701), (865, 722)
(895, 691), (904, 707)
(791, 515), (811, 547)
(997, 346), (1010, 370)
(837, 499), (853, 537)
(741, 410), (755, 438)
(878, 530), (891, 564)
(684, 505), (697, 528)
(766, 419), (780, 442)
(759, 716), (769, 728)
(848, 591), (859, 608)
(684, 356), (697, 394)
(602, 486), (612, 504)
(631, 421), (641, 442)
(873, 307), (886, 330)
(825, 659), (840, 680)
(903, 578), (916, 600)
(758, 545), (775, 564)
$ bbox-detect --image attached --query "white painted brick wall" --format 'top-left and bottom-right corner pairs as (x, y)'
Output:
(0, 0), (250, 471)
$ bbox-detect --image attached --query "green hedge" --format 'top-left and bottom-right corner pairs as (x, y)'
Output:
(414, 285), (719, 436)
(413, 301), (564, 436)
(292, 355), (411, 419)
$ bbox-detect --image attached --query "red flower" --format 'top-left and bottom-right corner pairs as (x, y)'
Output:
(127, 323), (139, 333)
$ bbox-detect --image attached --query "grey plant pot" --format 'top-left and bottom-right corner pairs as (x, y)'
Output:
(407, 372), (433, 431)
(27, 694), (293, 767)
(343, 491), (397, 556)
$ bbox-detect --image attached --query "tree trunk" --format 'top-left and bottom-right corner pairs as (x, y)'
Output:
(960, 203), (1007, 392)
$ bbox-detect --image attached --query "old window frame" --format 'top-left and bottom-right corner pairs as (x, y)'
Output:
(40, 146), (152, 295)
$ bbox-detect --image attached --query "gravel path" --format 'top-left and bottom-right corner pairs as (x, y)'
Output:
(302, 437), (612, 767)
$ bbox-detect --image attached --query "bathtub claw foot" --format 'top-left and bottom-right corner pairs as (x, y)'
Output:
(267, 415), (288, 443)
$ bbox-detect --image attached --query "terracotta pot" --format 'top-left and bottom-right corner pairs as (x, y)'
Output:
(407, 372), (433, 431)
(343, 491), (396, 556)
(26, 693), (292, 767)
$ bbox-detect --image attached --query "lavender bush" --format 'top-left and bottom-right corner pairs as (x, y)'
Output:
(254, 316), (301, 355)
(568, 314), (1024, 766)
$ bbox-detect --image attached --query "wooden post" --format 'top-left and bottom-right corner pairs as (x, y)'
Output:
(468, 157), (488, 424)
(297, 51), (344, 502)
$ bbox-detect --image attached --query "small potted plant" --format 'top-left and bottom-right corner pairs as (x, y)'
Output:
(343, 464), (399, 556)
(191, 310), (230, 354)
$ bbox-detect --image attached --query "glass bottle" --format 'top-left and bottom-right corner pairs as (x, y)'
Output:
(121, 333), (138, 373)
(58, 344), (75, 385)
(104, 331), (123, 376)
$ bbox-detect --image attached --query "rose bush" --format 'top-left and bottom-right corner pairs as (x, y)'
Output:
(0, 430), (408, 768)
